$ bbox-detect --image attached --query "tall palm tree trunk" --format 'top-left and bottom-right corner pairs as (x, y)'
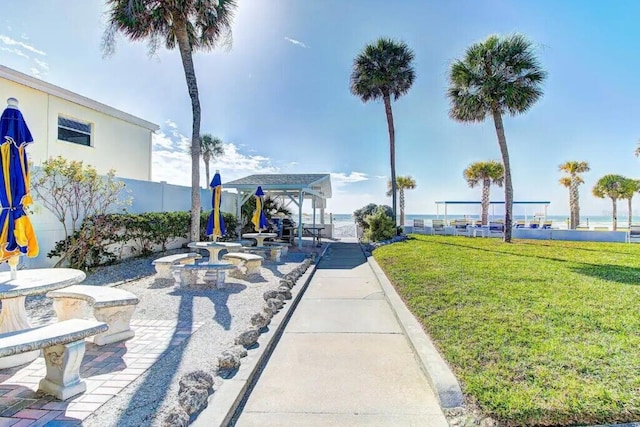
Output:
(399, 189), (405, 226)
(383, 93), (397, 228)
(491, 109), (513, 242)
(175, 23), (202, 243)
(628, 197), (633, 228)
(569, 182), (577, 229)
(573, 185), (580, 229)
(481, 179), (490, 225)
(612, 199), (618, 230)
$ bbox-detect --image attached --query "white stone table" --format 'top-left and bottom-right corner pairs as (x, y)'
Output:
(242, 232), (277, 248)
(188, 241), (242, 265)
(0, 268), (86, 368)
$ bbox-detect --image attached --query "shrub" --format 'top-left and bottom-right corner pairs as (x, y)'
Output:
(364, 207), (396, 242)
(353, 203), (393, 230)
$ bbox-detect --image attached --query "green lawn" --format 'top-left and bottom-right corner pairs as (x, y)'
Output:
(374, 235), (640, 426)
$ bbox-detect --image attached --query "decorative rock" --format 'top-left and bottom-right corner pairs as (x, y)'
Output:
(235, 328), (260, 348)
(279, 279), (294, 289)
(263, 290), (280, 301)
(178, 370), (214, 394)
(251, 312), (270, 329)
(261, 306), (274, 319)
(228, 345), (248, 358)
(178, 385), (209, 415)
(265, 298), (283, 314)
(162, 404), (189, 427)
(277, 286), (292, 300)
(217, 351), (241, 370)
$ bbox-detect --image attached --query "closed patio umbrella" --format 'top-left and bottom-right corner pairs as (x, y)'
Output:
(0, 98), (38, 277)
(206, 170), (226, 241)
(251, 186), (269, 232)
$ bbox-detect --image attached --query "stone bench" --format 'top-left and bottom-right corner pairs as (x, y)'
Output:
(243, 246), (282, 262)
(263, 241), (289, 256)
(152, 253), (202, 279)
(170, 263), (237, 289)
(222, 253), (264, 276)
(47, 285), (139, 346)
(0, 319), (108, 400)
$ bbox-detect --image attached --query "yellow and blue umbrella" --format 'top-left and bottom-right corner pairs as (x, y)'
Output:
(206, 171), (226, 240)
(0, 98), (38, 262)
(251, 186), (269, 232)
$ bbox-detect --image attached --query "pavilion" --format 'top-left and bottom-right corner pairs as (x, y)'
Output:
(224, 174), (332, 248)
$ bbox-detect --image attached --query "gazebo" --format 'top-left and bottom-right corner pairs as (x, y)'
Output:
(224, 174), (332, 248)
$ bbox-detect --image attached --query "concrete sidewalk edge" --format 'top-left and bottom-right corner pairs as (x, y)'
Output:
(191, 246), (329, 427)
(366, 252), (465, 409)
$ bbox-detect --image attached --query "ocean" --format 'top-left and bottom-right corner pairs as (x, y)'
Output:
(328, 213), (631, 230)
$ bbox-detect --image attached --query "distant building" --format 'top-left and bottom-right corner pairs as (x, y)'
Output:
(0, 65), (158, 181)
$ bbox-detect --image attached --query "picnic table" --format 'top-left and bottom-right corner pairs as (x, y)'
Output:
(188, 241), (242, 265)
(242, 232), (277, 247)
(0, 268), (86, 368)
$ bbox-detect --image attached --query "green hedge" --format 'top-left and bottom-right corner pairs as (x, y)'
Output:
(50, 211), (238, 270)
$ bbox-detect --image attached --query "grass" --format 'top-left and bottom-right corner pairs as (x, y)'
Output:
(374, 235), (640, 426)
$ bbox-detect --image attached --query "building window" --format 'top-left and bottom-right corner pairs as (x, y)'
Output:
(58, 116), (91, 146)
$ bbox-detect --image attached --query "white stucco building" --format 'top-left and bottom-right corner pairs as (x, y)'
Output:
(0, 65), (158, 180)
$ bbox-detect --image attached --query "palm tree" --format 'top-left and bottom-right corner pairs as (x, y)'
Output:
(463, 161), (504, 226)
(103, 0), (237, 242)
(350, 38), (416, 227)
(620, 178), (640, 228)
(200, 134), (225, 186)
(386, 176), (417, 227)
(634, 140), (640, 158)
(592, 174), (626, 230)
(447, 34), (546, 242)
(558, 161), (590, 229)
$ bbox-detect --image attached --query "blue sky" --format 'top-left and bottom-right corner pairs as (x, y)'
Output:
(1, 0), (639, 216)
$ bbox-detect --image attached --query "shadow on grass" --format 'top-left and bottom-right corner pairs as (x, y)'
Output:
(570, 263), (640, 285)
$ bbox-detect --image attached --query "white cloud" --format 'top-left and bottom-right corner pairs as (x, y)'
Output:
(284, 37), (309, 49)
(0, 35), (45, 56)
(289, 161), (298, 166)
(151, 123), (278, 187)
(0, 46), (28, 59)
(33, 58), (48, 71)
(30, 67), (41, 77)
(20, 33), (29, 40)
(330, 172), (368, 187)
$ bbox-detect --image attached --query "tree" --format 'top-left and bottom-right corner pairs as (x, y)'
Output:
(200, 134), (224, 186)
(353, 203), (393, 231)
(634, 140), (640, 158)
(448, 34), (546, 242)
(386, 176), (417, 227)
(620, 178), (640, 228)
(30, 157), (131, 267)
(592, 174), (626, 230)
(350, 38), (415, 227)
(558, 161), (590, 229)
(463, 161), (504, 226)
(103, 0), (238, 243)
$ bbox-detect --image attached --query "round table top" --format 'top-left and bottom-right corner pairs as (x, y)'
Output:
(242, 233), (278, 239)
(0, 268), (86, 299)
(188, 241), (242, 249)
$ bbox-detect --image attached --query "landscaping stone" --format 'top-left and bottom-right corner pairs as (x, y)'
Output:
(228, 345), (248, 358)
(279, 279), (294, 289)
(217, 351), (241, 370)
(251, 312), (270, 329)
(161, 405), (189, 427)
(265, 298), (283, 313)
(178, 370), (214, 394)
(178, 385), (209, 415)
(235, 328), (260, 348)
(263, 290), (280, 301)
(277, 286), (292, 300)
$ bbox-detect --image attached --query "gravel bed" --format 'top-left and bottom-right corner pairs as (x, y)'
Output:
(20, 248), (314, 427)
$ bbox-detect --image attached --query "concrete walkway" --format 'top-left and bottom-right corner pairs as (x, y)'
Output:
(233, 242), (448, 426)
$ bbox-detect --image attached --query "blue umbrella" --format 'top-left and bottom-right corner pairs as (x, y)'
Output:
(0, 98), (38, 265)
(251, 186), (269, 232)
(206, 171), (226, 241)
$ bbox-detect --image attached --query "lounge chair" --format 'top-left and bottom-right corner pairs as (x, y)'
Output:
(514, 220), (525, 228)
(413, 219), (426, 234)
(541, 220), (553, 229)
(453, 219), (471, 236)
(489, 221), (504, 235)
(528, 220), (540, 229)
(431, 219), (446, 235)
(629, 225), (640, 241)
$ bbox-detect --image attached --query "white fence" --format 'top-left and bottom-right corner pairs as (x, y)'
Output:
(23, 177), (237, 268)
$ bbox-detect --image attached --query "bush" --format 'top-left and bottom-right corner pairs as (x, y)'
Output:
(353, 203), (393, 230)
(50, 210), (238, 270)
(364, 207), (397, 242)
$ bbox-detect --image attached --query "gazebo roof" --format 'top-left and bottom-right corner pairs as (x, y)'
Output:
(225, 174), (332, 198)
